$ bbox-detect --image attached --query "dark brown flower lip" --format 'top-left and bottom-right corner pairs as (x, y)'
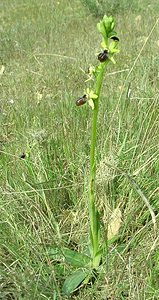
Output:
(110, 36), (119, 41)
(75, 94), (87, 106)
(98, 49), (108, 62)
(19, 153), (26, 159)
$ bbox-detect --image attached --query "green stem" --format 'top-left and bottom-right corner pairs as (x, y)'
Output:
(88, 62), (107, 266)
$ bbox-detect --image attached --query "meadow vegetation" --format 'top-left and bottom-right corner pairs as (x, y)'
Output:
(0, 0), (159, 299)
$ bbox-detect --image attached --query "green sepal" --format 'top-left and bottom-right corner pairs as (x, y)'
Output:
(62, 268), (90, 295)
(101, 40), (107, 49)
(88, 98), (95, 110)
(109, 56), (116, 64)
(109, 40), (120, 53)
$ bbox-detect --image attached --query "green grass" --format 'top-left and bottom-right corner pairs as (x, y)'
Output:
(1, 0), (159, 299)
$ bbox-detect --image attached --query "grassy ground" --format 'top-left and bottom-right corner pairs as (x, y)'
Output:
(1, 0), (159, 299)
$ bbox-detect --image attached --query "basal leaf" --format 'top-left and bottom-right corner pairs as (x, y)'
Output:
(63, 248), (91, 267)
(62, 268), (90, 295)
(93, 248), (103, 268)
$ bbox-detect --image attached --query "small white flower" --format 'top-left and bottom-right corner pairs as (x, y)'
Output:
(9, 99), (14, 104)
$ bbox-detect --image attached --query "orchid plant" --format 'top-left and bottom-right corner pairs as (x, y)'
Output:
(62, 15), (119, 295)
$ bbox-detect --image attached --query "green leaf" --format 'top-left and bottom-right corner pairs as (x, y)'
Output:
(93, 248), (103, 268)
(62, 268), (90, 295)
(63, 248), (91, 267)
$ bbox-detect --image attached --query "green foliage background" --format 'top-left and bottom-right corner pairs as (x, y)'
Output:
(0, 0), (159, 299)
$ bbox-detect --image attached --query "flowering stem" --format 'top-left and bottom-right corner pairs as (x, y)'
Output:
(89, 62), (108, 267)
(76, 15), (119, 269)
